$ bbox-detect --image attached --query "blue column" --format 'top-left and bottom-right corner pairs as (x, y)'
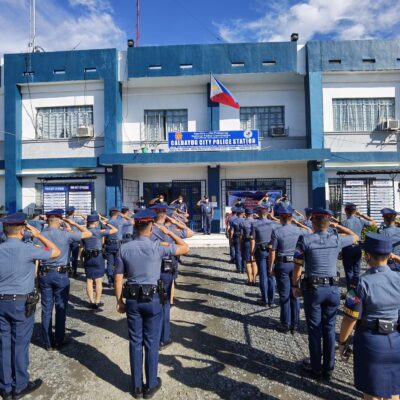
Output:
(308, 161), (326, 208)
(208, 166), (220, 233)
(105, 165), (123, 213)
(207, 83), (220, 131)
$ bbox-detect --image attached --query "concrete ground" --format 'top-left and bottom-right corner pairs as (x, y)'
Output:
(28, 248), (360, 400)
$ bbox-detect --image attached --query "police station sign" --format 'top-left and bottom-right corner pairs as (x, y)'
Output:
(168, 130), (260, 152)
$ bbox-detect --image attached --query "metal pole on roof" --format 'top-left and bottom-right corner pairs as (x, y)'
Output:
(136, 0), (140, 47)
(29, 0), (36, 52)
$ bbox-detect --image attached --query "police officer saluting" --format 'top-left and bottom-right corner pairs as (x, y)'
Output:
(39, 209), (92, 350)
(65, 206), (85, 277)
(378, 208), (400, 272)
(338, 233), (400, 400)
(240, 208), (257, 285)
(292, 209), (358, 380)
(0, 213), (60, 399)
(114, 209), (189, 399)
(121, 207), (135, 244)
(197, 196), (214, 235)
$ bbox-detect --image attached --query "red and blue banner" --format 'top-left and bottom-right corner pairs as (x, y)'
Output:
(210, 75), (240, 109)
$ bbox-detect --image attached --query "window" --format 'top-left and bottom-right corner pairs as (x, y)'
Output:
(240, 106), (285, 138)
(332, 98), (395, 132)
(36, 106), (93, 139)
(144, 109), (188, 141)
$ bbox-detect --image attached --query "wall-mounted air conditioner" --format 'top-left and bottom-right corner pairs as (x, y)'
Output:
(269, 127), (288, 137)
(75, 126), (94, 138)
(382, 120), (400, 131)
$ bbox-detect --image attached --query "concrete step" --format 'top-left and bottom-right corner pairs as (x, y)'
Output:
(185, 233), (229, 248)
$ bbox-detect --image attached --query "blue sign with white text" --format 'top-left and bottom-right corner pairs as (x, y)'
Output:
(168, 130), (260, 152)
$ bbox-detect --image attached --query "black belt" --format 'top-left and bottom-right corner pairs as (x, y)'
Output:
(123, 284), (159, 300)
(0, 294), (29, 301)
(123, 234), (133, 239)
(304, 276), (339, 285)
(40, 265), (70, 274)
(256, 243), (269, 251)
(277, 255), (294, 263)
(358, 319), (399, 334)
(106, 239), (121, 245)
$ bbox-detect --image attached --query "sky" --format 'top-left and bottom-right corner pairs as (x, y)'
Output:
(0, 0), (399, 57)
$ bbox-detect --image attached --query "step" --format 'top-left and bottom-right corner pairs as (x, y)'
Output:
(185, 233), (229, 248)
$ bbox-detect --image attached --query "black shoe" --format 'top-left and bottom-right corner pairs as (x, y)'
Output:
(276, 325), (290, 334)
(256, 299), (267, 307)
(143, 378), (162, 399)
(44, 345), (55, 352)
(268, 303), (275, 308)
(13, 379), (43, 399)
(96, 302), (104, 308)
(1, 390), (12, 400)
(290, 327), (297, 335)
(132, 387), (143, 399)
(302, 358), (312, 371)
(160, 339), (173, 349)
(55, 339), (70, 350)
(89, 303), (99, 310)
(322, 370), (333, 382)
(308, 369), (323, 381)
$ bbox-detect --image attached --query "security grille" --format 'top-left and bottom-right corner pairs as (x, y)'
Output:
(122, 179), (139, 209)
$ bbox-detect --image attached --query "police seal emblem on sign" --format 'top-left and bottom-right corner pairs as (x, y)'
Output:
(175, 132), (183, 140)
(244, 130), (253, 138)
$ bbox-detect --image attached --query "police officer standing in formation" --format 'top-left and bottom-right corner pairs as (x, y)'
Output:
(121, 207), (135, 244)
(104, 208), (133, 288)
(378, 208), (400, 272)
(114, 209), (189, 399)
(269, 204), (310, 334)
(149, 194), (168, 206)
(257, 193), (273, 210)
(301, 207), (313, 229)
(27, 208), (46, 232)
(226, 207), (238, 264)
(82, 214), (118, 308)
(38, 209), (92, 350)
(197, 195), (214, 235)
(0, 213), (60, 399)
(240, 208), (258, 285)
(252, 204), (279, 307)
(65, 206), (85, 277)
(229, 207), (245, 273)
(292, 209), (358, 380)
(170, 195), (188, 214)
(338, 233), (400, 400)
(342, 203), (376, 288)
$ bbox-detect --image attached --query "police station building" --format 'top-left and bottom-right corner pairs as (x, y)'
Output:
(0, 38), (399, 231)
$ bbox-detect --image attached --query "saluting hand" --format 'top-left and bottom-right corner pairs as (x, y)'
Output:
(26, 224), (41, 238)
(154, 223), (170, 235)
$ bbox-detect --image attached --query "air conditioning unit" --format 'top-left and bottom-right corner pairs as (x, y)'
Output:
(269, 127), (287, 137)
(383, 120), (400, 131)
(75, 126), (94, 138)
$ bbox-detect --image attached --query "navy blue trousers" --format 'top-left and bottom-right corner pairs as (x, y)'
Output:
(0, 300), (34, 394)
(233, 236), (243, 272)
(39, 271), (70, 348)
(342, 244), (362, 289)
(105, 244), (120, 283)
(229, 239), (235, 261)
(256, 249), (275, 305)
(303, 285), (340, 372)
(126, 296), (162, 391)
(69, 241), (80, 274)
(202, 214), (212, 234)
(160, 271), (174, 344)
(241, 240), (252, 263)
(275, 262), (299, 329)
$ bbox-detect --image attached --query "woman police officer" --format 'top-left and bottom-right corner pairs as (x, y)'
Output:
(338, 232), (400, 400)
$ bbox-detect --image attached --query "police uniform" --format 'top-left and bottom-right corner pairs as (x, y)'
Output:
(175, 200), (188, 213)
(270, 205), (302, 331)
(104, 209), (131, 286)
(302, 208), (313, 229)
(342, 233), (400, 398)
(39, 209), (82, 349)
(82, 215), (111, 280)
(240, 209), (255, 267)
(378, 208), (400, 272)
(199, 200), (213, 235)
(227, 208), (238, 263)
(115, 209), (177, 395)
(65, 207), (85, 276)
(252, 206), (279, 306)
(0, 213), (52, 398)
(342, 203), (372, 288)
(294, 209), (353, 376)
(231, 209), (245, 273)
(121, 208), (135, 244)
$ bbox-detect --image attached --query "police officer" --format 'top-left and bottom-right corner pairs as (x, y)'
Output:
(233, 197), (245, 209)
(292, 209), (358, 380)
(257, 193), (273, 211)
(269, 204), (309, 334)
(39, 209), (92, 350)
(338, 233), (400, 399)
(65, 206), (85, 277)
(136, 196), (147, 209)
(197, 196), (214, 235)
(378, 208), (400, 272)
(230, 208), (245, 273)
(252, 205), (279, 307)
(170, 195), (188, 214)
(27, 208), (46, 232)
(342, 203), (376, 288)
(302, 208), (313, 229)
(226, 207), (238, 264)
(149, 194), (168, 206)
(82, 214), (117, 309)
(104, 208), (133, 288)
(0, 213), (60, 399)
(240, 208), (257, 285)
(114, 209), (189, 399)
(121, 207), (135, 244)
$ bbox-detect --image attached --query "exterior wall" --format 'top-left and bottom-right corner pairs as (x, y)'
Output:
(0, 176), (4, 208)
(0, 61), (4, 160)
(323, 73), (400, 152)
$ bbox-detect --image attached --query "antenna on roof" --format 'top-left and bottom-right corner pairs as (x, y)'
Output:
(136, 0), (140, 47)
(29, 0), (36, 53)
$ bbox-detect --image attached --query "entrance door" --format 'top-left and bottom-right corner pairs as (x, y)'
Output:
(143, 182), (173, 204)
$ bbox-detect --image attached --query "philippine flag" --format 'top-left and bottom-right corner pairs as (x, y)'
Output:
(210, 75), (240, 109)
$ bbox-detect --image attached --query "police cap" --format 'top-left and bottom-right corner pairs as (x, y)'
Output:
(380, 208), (398, 216)
(362, 232), (392, 255)
(311, 208), (333, 217)
(46, 209), (64, 217)
(344, 202), (357, 210)
(87, 214), (99, 223)
(0, 212), (27, 225)
(275, 204), (293, 216)
(150, 205), (168, 213)
(65, 206), (76, 213)
(135, 209), (156, 222)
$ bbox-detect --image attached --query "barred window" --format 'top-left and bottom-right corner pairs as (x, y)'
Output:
(332, 98), (395, 132)
(36, 106), (93, 139)
(144, 109), (188, 141)
(240, 106), (285, 137)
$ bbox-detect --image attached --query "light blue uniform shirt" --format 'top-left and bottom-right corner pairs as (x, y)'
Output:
(83, 227), (110, 250)
(252, 218), (279, 244)
(270, 223), (303, 257)
(343, 216), (370, 238)
(108, 218), (132, 241)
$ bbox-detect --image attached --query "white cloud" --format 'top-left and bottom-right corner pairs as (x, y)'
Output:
(216, 0), (400, 43)
(0, 0), (125, 58)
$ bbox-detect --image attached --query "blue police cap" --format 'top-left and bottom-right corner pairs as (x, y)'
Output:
(0, 212), (27, 225)
(275, 204), (293, 215)
(380, 208), (398, 216)
(231, 206), (238, 213)
(344, 202), (357, 210)
(150, 205), (168, 212)
(245, 208), (254, 214)
(46, 209), (64, 217)
(135, 209), (156, 222)
(87, 214), (99, 223)
(256, 204), (270, 211)
(304, 207), (313, 214)
(109, 207), (119, 213)
(65, 206), (75, 213)
(236, 207), (245, 213)
(362, 233), (392, 255)
(121, 206), (130, 213)
(311, 208), (333, 217)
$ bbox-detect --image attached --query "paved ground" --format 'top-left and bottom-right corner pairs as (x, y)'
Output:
(28, 248), (361, 400)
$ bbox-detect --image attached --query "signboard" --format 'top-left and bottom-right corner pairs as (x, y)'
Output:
(43, 185), (67, 213)
(68, 184), (93, 214)
(168, 130), (260, 152)
(228, 190), (282, 208)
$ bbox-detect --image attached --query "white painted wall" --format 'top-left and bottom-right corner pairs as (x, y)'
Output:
(323, 73), (400, 152)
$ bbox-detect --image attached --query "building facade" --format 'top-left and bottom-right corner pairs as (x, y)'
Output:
(1, 39), (399, 231)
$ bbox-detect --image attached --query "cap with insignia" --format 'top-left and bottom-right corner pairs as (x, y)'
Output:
(65, 206), (75, 213)
(150, 205), (168, 213)
(245, 208), (254, 214)
(275, 204), (293, 215)
(135, 209), (157, 222)
(380, 208), (398, 216)
(46, 209), (64, 217)
(87, 214), (99, 223)
(311, 208), (333, 217)
(0, 212), (27, 225)
(344, 202), (357, 210)
(362, 232), (392, 255)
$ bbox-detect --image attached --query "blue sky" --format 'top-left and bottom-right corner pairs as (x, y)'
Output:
(0, 0), (399, 56)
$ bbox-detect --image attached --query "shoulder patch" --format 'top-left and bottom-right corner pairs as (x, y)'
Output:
(160, 241), (170, 247)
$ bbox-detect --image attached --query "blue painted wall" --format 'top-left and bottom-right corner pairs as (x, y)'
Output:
(105, 165), (123, 212)
(307, 161), (326, 208)
(128, 42), (298, 78)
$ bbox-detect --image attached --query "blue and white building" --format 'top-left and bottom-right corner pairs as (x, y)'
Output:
(0, 39), (399, 231)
